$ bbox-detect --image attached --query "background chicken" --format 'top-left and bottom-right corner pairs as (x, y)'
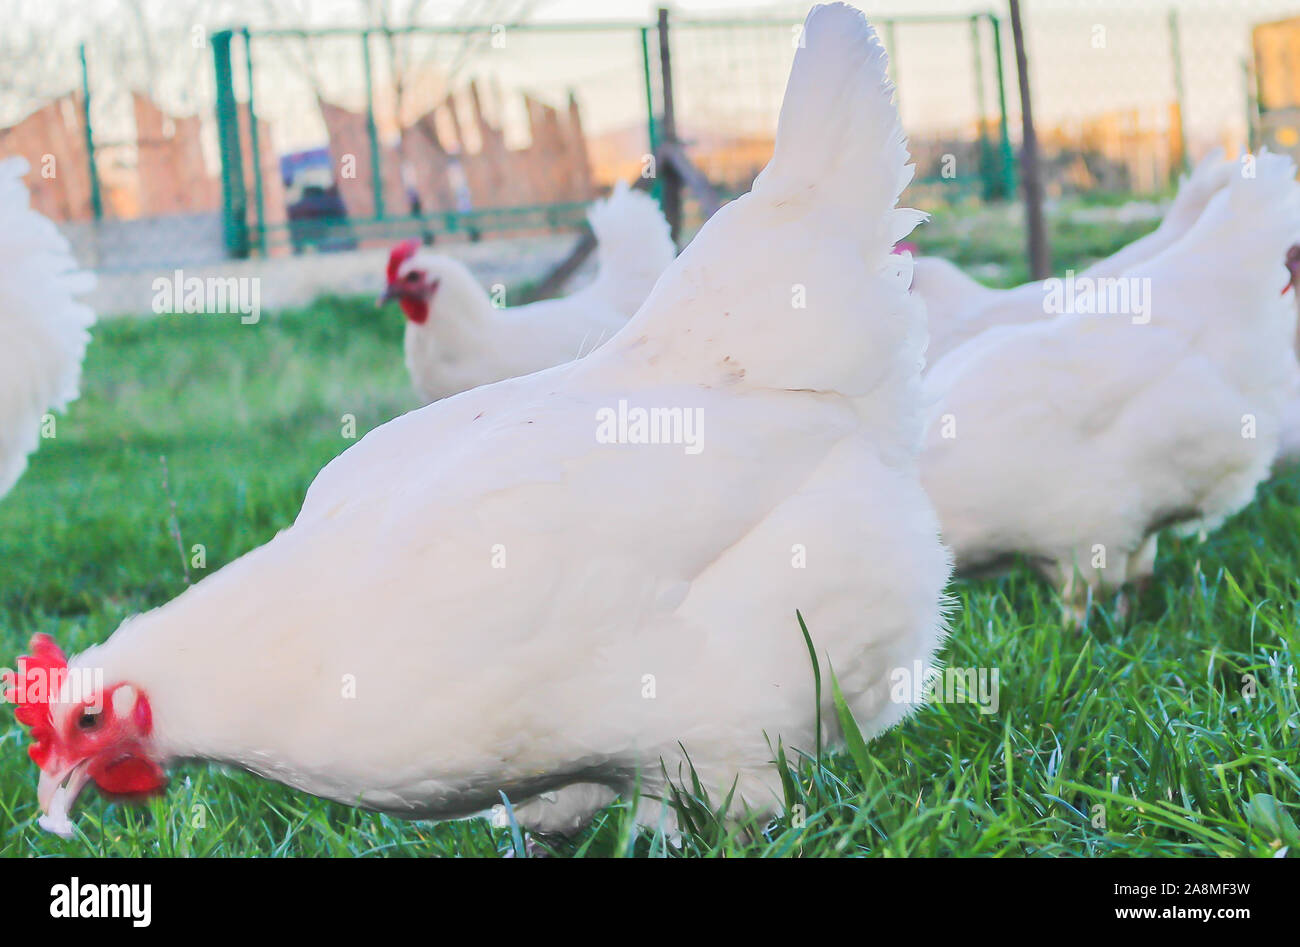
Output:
(914, 149), (1235, 363)
(921, 151), (1300, 620)
(1273, 243), (1300, 468)
(8, 2), (950, 839)
(0, 158), (95, 501)
(382, 181), (676, 402)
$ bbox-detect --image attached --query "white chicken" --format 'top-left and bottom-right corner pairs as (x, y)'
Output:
(381, 181), (676, 402)
(915, 149), (1235, 362)
(0, 157), (95, 500)
(8, 3), (951, 839)
(1273, 243), (1300, 468)
(921, 151), (1300, 618)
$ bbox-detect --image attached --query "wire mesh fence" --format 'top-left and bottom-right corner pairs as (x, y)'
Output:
(1015, 0), (1277, 193)
(2, 1), (1299, 283)
(228, 22), (659, 257)
(0, 26), (221, 274)
(660, 11), (1015, 230)
(222, 12), (1018, 260)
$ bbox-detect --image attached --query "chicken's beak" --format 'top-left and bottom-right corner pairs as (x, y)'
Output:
(36, 758), (91, 838)
(377, 285), (400, 307)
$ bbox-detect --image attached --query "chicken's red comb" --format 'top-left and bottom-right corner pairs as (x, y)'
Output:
(387, 238), (421, 283)
(2, 633), (67, 768)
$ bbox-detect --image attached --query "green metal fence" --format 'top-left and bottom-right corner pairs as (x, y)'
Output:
(215, 21), (663, 258)
(657, 12), (1015, 212)
(211, 11), (1016, 259)
(12, 2), (1290, 277)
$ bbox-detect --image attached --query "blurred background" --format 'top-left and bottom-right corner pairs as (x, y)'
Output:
(3, 0), (1300, 309)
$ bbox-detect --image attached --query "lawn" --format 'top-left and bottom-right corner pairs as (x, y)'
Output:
(1, 202), (1298, 857)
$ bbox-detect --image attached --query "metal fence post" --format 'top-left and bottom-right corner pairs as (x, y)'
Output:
(970, 15), (996, 201)
(78, 44), (103, 220)
(242, 28), (267, 255)
(212, 29), (249, 258)
(1168, 9), (1190, 179)
(989, 13), (1017, 201)
(1245, 56), (1260, 153)
(362, 30), (385, 221)
(640, 25), (662, 204)
(884, 19), (901, 112)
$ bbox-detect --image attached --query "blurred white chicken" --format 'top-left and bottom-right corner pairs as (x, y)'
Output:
(10, 3), (951, 839)
(381, 181), (676, 402)
(915, 149), (1235, 362)
(1273, 243), (1300, 468)
(0, 158), (95, 501)
(922, 151), (1300, 619)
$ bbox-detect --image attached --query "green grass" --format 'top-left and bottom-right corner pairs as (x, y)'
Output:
(1, 208), (1298, 857)
(918, 196), (1170, 288)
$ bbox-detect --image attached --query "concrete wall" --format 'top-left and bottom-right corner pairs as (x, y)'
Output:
(60, 213), (227, 274)
(71, 230), (590, 318)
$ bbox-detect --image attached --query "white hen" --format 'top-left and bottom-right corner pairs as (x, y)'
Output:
(0, 158), (95, 501)
(922, 151), (1300, 616)
(1272, 243), (1300, 468)
(11, 3), (951, 839)
(915, 149), (1236, 362)
(382, 181), (676, 402)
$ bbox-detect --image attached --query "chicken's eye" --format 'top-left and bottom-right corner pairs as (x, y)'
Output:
(77, 710), (102, 731)
(405, 272), (421, 283)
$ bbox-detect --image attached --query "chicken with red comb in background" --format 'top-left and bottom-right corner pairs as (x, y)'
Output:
(380, 181), (676, 403)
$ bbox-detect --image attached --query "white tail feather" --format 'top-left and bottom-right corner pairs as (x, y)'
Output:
(753, 2), (921, 255)
(1165, 147), (1234, 231)
(1084, 147), (1234, 281)
(586, 180), (676, 314)
(592, 3), (926, 457)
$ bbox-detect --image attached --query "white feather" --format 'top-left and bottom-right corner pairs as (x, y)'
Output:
(400, 182), (677, 402)
(922, 150), (1300, 600)
(0, 158), (95, 500)
(918, 148), (1236, 362)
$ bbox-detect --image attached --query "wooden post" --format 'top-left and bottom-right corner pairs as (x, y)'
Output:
(1009, 0), (1051, 279)
(663, 144), (722, 220)
(656, 7), (682, 242)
